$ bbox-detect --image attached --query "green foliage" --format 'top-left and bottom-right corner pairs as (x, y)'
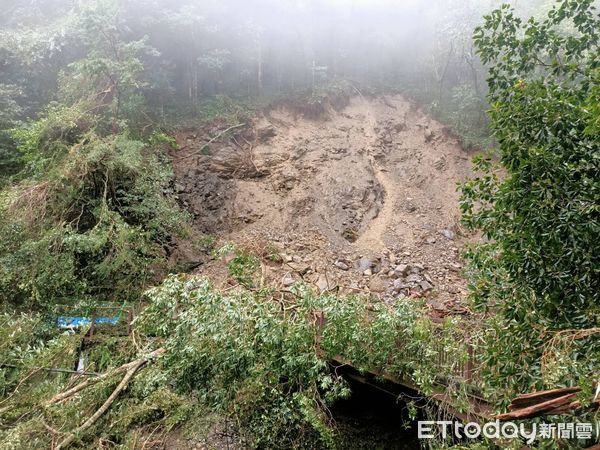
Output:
(149, 130), (179, 149)
(462, 0), (600, 403)
(265, 242), (283, 263)
(137, 275), (344, 448)
(0, 110), (189, 306)
(137, 275), (471, 448)
(213, 243), (260, 288)
(0, 0), (190, 308)
(0, 312), (201, 449)
(227, 250), (259, 288)
(0, 84), (23, 180)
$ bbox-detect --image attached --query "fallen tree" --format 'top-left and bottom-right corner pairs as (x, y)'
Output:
(48, 348), (165, 449)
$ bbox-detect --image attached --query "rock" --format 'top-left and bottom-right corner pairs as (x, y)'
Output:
(289, 262), (310, 274)
(394, 264), (410, 277)
(405, 274), (422, 284)
(380, 258), (391, 271)
(426, 237), (437, 244)
(387, 270), (395, 277)
(393, 279), (407, 290)
(433, 157), (447, 171)
(358, 258), (372, 272)
(394, 122), (406, 132)
(369, 278), (388, 293)
(282, 273), (295, 286)
(446, 285), (461, 294)
(405, 202), (417, 213)
(283, 254), (293, 263)
(292, 255), (303, 263)
(334, 261), (350, 271)
(424, 129), (435, 142)
(256, 122), (277, 142)
(447, 263), (462, 272)
(316, 274), (336, 293)
(426, 299), (447, 311)
(420, 280), (434, 291)
(363, 268), (373, 276)
(441, 229), (455, 240)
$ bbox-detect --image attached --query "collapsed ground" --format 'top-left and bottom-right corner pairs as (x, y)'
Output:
(171, 94), (477, 316)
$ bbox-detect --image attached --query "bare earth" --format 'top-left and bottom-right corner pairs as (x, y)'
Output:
(172, 94), (477, 316)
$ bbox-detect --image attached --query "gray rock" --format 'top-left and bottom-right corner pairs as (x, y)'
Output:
(424, 129), (435, 142)
(289, 262), (310, 274)
(394, 264), (410, 277)
(393, 279), (407, 290)
(405, 274), (422, 284)
(316, 274), (336, 293)
(358, 258), (372, 272)
(446, 285), (461, 294)
(420, 280), (434, 291)
(441, 229), (455, 240)
(282, 273), (295, 286)
(334, 261), (350, 271)
(368, 278), (388, 293)
(426, 299), (447, 311)
(257, 124), (277, 142)
(363, 268), (373, 276)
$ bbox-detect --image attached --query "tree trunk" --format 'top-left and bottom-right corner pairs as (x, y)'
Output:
(257, 37), (263, 95)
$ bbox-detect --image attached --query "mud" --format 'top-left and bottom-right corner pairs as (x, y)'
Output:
(171, 94), (477, 313)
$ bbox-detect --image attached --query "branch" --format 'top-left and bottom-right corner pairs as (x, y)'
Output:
(49, 349), (165, 449)
(175, 123), (246, 160)
(46, 348), (164, 406)
(56, 359), (146, 449)
(507, 386), (581, 410)
(496, 392), (579, 421)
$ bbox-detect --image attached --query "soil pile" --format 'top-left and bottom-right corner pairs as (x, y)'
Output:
(172, 95), (477, 314)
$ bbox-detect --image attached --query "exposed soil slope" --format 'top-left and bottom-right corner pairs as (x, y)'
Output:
(172, 95), (477, 314)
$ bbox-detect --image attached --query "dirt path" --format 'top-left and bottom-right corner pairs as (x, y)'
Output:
(353, 97), (396, 253)
(172, 94), (477, 314)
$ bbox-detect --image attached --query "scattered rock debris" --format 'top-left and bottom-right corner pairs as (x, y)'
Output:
(171, 95), (477, 314)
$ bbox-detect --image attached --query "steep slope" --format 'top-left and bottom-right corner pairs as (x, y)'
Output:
(172, 95), (477, 313)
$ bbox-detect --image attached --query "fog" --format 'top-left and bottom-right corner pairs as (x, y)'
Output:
(0, 0), (563, 123)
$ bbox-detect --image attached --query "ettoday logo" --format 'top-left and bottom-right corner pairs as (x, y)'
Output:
(418, 420), (598, 444)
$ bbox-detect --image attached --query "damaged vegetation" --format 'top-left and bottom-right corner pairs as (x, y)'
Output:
(0, 0), (598, 448)
(1, 276), (471, 449)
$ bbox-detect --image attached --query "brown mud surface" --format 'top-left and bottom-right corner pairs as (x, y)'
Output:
(171, 94), (478, 315)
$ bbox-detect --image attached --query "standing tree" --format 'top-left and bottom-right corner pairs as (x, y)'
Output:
(462, 0), (599, 403)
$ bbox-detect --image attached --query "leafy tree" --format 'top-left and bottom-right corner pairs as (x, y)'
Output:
(0, 0), (188, 308)
(462, 0), (599, 402)
(0, 84), (23, 180)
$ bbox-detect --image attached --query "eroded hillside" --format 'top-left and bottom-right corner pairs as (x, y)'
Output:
(172, 95), (476, 315)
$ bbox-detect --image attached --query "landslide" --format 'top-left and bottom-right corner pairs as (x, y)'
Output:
(171, 94), (477, 315)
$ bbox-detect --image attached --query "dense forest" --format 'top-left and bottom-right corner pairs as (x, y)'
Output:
(0, 0), (598, 449)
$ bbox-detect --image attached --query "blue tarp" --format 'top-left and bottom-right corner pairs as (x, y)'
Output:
(57, 316), (120, 328)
